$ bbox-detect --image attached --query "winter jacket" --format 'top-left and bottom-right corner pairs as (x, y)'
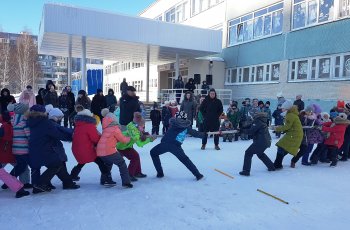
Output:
(226, 107), (240, 128)
(293, 99), (305, 112)
(27, 113), (73, 168)
(91, 92), (107, 117)
(169, 106), (179, 118)
(275, 106), (303, 156)
(200, 93), (223, 132)
(322, 118), (350, 149)
(120, 81), (128, 95)
(300, 114), (324, 145)
(59, 95), (73, 114)
(174, 79), (184, 89)
(96, 117), (130, 157)
(264, 107), (272, 121)
(161, 118), (204, 146)
(19, 89), (36, 108)
(42, 81), (59, 107)
(65, 87), (76, 111)
(185, 82), (196, 93)
(272, 109), (284, 125)
(119, 94), (141, 126)
(116, 122), (152, 150)
(12, 114), (30, 155)
(150, 109), (161, 126)
(0, 88), (16, 112)
(240, 105), (251, 121)
(105, 89), (117, 108)
(162, 106), (171, 126)
(201, 84), (210, 95)
(76, 96), (91, 110)
(72, 115), (100, 164)
(36, 88), (44, 105)
(247, 113), (272, 148)
(0, 117), (15, 163)
(180, 92), (197, 122)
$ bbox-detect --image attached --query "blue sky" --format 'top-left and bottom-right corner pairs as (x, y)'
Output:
(0, 0), (156, 34)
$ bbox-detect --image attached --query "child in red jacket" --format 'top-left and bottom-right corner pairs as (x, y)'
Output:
(321, 114), (350, 167)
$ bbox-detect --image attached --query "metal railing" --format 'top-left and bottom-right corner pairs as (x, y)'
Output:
(160, 89), (232, 105)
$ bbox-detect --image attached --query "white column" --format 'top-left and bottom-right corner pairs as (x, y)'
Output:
(146, 45), (150, 103)
(81, 36), (87, 92)
(67, 36), (72, 86)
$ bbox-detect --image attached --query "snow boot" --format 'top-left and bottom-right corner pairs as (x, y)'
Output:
(100, 174), (117, 186)
(302, 161), (311, 166)
(129, 175), (138, 182)
(63, 182), (80, 190)
(16, 188), (30, 198)
(135, 173), (147, 178)
(239, 171), (250, 176)
(201, 144), (206, 150)
(33, 184), (52, 193)
(156, 172), (164, 178)
(122, 183), (133, 188)
(215, 145), (221, 150)
(23, 183), (32, 189)
(70, 166), (81, 182)
(1, 183), (8, 189)
(196, 174), (204, 181)
(330, 161), (337, 167)
(290, 161), (296, 168)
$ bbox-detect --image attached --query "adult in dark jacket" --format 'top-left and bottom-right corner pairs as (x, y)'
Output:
(185, 78), (196, 93)
(150, 102), (162, 135)
(0, 88), (16, 113)
(27, 105), (79, 192)
(91, 89), (107, 122)
(150, 111), (204, 180)
(200, 88), (223, 150)
(180, 91), (197, 126)
(76, 90), (91, 110)
(174, 75), (184, 104)
(36, 88), (45, 105)
(239, 112), (275, 176)
(120, 78), (128, 97)
(41, 80), (59, 107)
(119, 86), (141, 126)
(65, 86), (76, 113)
(201, 81), (210, 95)
(161, 102), (171, 134)
(105, 88), (117, 112)
(293, 95), (305, 112)
(59, 89), (74, 128)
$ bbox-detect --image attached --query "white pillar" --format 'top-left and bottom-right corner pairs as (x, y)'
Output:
(146, 45), (150, 103)
(67, 36), (72, 86)
(175, 53), (179, 80)
(81, 36), (87, 92)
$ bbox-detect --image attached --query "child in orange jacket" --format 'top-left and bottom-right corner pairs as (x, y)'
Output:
(96, 115), (133, 188)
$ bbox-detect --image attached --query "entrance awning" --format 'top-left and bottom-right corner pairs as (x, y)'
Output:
(38, 4), (223, 64)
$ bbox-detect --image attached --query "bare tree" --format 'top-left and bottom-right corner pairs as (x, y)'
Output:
(14, 32), (40, 92)
(0, 35), (11, 89)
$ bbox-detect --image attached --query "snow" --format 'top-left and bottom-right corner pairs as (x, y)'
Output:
(1, 121), (350, 230)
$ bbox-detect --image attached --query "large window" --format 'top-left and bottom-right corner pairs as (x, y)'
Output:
(339, 0), (350, 17)
(225, 62), (280, 85)
(192, 0), (223, 16)
(165, 8), (176, 23)
(289, 53), (350, 81)
(292, 0), (335, 29)
(228, 2), (283, 46)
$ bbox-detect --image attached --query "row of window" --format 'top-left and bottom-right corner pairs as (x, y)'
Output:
(290, 53), (350, 81)
(224, 53), (350, 84)
(228, 0), (350, 47)
(225, 63), (280, 84)
(155, 0), (224, 23)
(105, 62), (145, 75)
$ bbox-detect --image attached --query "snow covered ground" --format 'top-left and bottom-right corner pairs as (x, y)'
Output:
(1, 121), (350, 230)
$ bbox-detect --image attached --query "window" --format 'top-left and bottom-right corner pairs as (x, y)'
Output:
(289, 53), (350, 81)
(192, 0), (223, 16)
(165, 8), (175, 23)
(175, 2), (189, 22)
(228, 2), (283, 46)
(225, 62), (280, 85)
(155, 15), (163, 21)
(339, 0), (350, 17)
(292, 0), (334, 29)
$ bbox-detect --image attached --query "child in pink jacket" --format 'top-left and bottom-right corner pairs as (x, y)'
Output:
(97, 116), (133, 188)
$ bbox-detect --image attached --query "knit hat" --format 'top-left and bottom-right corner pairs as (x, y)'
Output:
(305, 105), (314, 113)
(334, 115), (350, 125)
(75, 104), (84, 113)
(338, 113), (348, 120)
(345, 102), (350, 111)
(321, 112), (330, 119)
(13, 103), (29, 115)
(337, 100), (345, 109)
(281, 100), (293, 110)
(45, 104), (54, 113)
(330, 111), (339, 119)
(7, 103), (15, 112)
(133, 112), (145, 126)
(49, 108), (64, 119)
(175, 111), (187, 120)
(101, 108), (110, 118)
(30, 104), (46, 113)
(77, 109), (93, 117)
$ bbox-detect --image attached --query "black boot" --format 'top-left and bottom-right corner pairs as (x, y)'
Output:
(33, 184), (52, 193)
(129, 175), (138, 182)
(1, 183), (8, 189)
(70, 166), (81, 182)
(16, 188), (30, 198)
(196, 174), (204, 181)
(100, 174), (117, 186)
(23, 183), (33, 189)
(274, 154), (284, 170)
(239, 171), (250, 176)
(135, 173), (147, 178)
(122, 183), (133, 188)
(156, 172), (164, 178)
(63, 182), (80, 190)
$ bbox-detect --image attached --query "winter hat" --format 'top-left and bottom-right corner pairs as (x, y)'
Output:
(338, 113), (348, 120)
(265, 101), (270, 105)
(77, 109), (93, 117)
(334, 115), (350, 125)
(258, 101), (264, 106)
(312, 104), (322, 115)
(78, 90), (86, 96)
(153, 102), (158, 109)
(26, 85), (32, 90)
(345, 102), (350, 111)
(30, 104), (46, 113)
(13, 103), (29, 115)
(281, 100), (293, 110)
(101, 108), (110, 118)
(45, 104), (54, 113)
(276, 92), (283, 98)
(321, 112), (330, 120)
(330, 111), (339, 119)
(337, 100), (345, 109)
(49, 108), (64, 119)
(305, 105), (314, 113)
(175, 111), (187, 120)
(133, 112), (145, 126)
(75, 104), (84, 113)
(6, 103), (15, 112)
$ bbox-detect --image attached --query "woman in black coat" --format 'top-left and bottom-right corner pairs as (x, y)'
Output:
(42, 80), (59, 107)
(0, 88), (16, 113)
(185, 78), (196, 93)
(36, 88), (45, 105)
(239, 112), (275, 176)
(91, 89), (107, 122)
(200, 88), (223, 150)
(105, 88), (117, 112)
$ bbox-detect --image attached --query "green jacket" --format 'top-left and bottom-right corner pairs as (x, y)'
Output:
(275, 106), (303, 156)
(227, 108), (240, 128)
(197, 111), (204, 124)
(116, 122), (152, 150)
